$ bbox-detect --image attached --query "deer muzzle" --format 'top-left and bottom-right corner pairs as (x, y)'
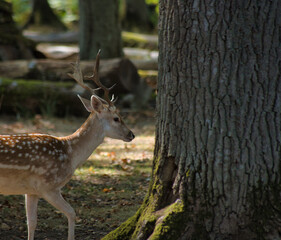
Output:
(126, 131), (135, 142)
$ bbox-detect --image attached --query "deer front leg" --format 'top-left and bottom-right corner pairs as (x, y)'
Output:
(25, 194), (39, 240)
(42, 189), (76, 240)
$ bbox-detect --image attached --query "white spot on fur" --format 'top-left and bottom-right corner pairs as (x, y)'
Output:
(58, 154), (65, 161)
(33, 167), (46, 175)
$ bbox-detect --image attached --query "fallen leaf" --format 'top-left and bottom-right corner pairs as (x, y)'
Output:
(121, 158), (131, 164)
(102, 188), (112, 193)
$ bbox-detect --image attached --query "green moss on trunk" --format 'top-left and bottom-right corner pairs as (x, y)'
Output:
(148, 200), (186, 240)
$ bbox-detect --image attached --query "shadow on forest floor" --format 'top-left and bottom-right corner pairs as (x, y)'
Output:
(0, 111), (155, 240)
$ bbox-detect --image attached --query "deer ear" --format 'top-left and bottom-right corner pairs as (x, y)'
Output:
(78, 95), (93, 112)
(90, 95), (103, 113)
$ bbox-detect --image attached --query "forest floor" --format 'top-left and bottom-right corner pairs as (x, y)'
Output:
(0, 111), (155, 240)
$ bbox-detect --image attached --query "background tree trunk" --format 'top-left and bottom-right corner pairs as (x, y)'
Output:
(79, 0), (122, 60)
(122, 0), (150, 31)
(24, 0), (67, 30)
(0, 0), (35, 60)
(103, 0), (281, 239)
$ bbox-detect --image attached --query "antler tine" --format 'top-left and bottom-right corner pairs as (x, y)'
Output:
(68, 58), (96, 95)
(86, 50), (114, 106)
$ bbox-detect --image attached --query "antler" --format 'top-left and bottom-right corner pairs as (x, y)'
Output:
(68, 59), (96, 95)
(68, 50), (115, 106)
(85, 50), (116, 106)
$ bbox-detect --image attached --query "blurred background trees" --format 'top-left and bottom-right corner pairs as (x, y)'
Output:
(7, 0), (158, 33)
(23, 0), (67, 31)
(0, 1), (35, 60)
(79, 0), (122, 59)
(1, 0), (159, 59)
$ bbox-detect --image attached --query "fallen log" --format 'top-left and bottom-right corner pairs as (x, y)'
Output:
(0, 78), (81, 117)
(0, 58), (152, 115)
(0, 58), (140, 95)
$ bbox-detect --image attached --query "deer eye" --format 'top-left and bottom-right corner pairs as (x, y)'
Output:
(113, 117), (120, 122)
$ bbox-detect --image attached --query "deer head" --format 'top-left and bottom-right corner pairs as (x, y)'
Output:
(68, 50), (135, 142)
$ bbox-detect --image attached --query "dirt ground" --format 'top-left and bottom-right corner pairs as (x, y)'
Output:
(0, 111), (155, 240)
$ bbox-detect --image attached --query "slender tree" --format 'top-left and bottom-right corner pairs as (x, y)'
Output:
(79, 0), (122, 60)
(24, 0), (67, 30)
(103, 0), (281, 239)
(0, 0), (35, 60)
(123, 0), (150, 31)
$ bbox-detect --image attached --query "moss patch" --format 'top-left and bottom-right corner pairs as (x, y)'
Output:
(122, 31), (158, 50)
(148, 200), (186, 240)
(0, 78), (74, 117)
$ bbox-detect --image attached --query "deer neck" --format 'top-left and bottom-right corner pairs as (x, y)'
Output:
(61, 112), (105, 170)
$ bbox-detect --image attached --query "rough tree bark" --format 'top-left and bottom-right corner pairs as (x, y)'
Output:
(79, 0), (122, 60)
(103, 0), (281, 239)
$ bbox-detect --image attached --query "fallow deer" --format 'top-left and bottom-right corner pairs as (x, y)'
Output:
(0, 51), (135, 240)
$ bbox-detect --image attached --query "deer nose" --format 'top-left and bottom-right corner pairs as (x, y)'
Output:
(127, 131), (135, 141)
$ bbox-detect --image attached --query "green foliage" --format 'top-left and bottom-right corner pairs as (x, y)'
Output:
(145, 0), (159, 28)
(49, 0), (79, 25)
(8, 0), (79, 27)
(145, 0), (158, 4)
(7, 0), (30, 24)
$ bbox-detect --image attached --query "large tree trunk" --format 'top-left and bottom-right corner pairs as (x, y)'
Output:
(103, 0), (281, 239)
(79, 0), (122, 60)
